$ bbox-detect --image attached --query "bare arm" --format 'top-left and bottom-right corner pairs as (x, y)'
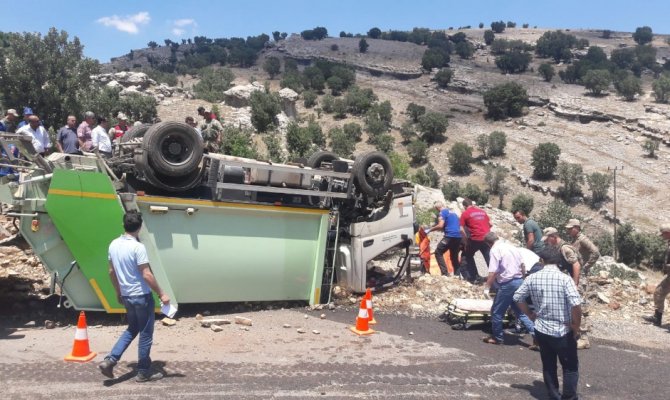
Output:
(571, 262), (581, 286)
(108, 261), (122, 303)
(485, 272), (496, 290)
(56, 142), (64, 153)
(139, 264), (170, 304)
(570, 305), (582, 339)
(516, 301), (536, 321)
(428, 216), (445, 233)
(525, 232), (535, 250)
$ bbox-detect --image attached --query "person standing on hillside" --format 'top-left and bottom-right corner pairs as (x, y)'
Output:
(514, 246), (582, 400)
(99, 211), (170, 382)
(514, 209), (545, 254)
(542, 227), (581, 285)
(200, 111), (223, 153)
(644, 223), (670, 327)
(427, 201), (461, 276)
(56, 115), (81, 155)
(565, 219), (600, 275)
(112, 113), (130, 140)
(77, 111), (95, 151)
(459, 198), (492, 283)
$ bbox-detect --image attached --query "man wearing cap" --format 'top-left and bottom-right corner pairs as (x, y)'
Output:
(644, 223), (670, 327)
(17, 107), (34, 129)
(77, 111), (95, 151)
(543, 227), (581, 285)
(514, 209), (545, 254)
(56, 115), (81, 155)
(112, 113), (129, 140)
(565, 219), (600, 275)
(199, 111), (223, 153)
(17, 115), (51, 156)
(0, 109), (19, 132)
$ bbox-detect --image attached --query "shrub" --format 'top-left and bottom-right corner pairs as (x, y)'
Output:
(303, 90), (317, 108)
(506, 21), (516, 28)
(345, 86), (377, 115)
(418, 111), (448, 143)
(586, 172), (612, 205)
(406, 103), (426, 122)
(652, 74), (670, 103)
(368, 27), (382, 39)
(511, 194), (534, 216)
(374, 134), (395, 152)
(329, 127), (355, 157)
(286, 122), (314, 157)
(601, 30), (612, 39)
(535, 30), (578, 62)
(633, 26), (653, 45)
(538, 63), (555, 82)
(483, 82), (528, 119)
(342, 122), (363, 142)
(448, 142), (473, 174)
(455, 41), (475, 59)
(263, 57), (281, 79)
(476, 133), (489, 157)
(614, 75), (642, 101)
(413, 163), (440, 188)
(488, 131), (507, 156)
(592, 231), (613, 257)
(249, 90), (281, 132)
(305, 116), (325, 147)
(388, 152), (410, 180)
(484, 30), (495, 45)
(280, 70), (303, 93)
(484, 164), (508, 195)
(330, 44), (339, 51)
(327, 76), (345, 95)
(582, 69), (611, 96)
(433, 68), (454, 88)
(479, 22), (484, 29)
(193, 67), (235, 102)
(321, 94), (334, 113)
(615, 224), (665, 268)
(407, 139), (428, 165)
(332, 98), (347, 119)
(359, 38), (369, 53)
(490, 21), (506, 34)
(536, 200), (574, 235)
(495, 51), (531, 73)
(557, 162), (584, 200)
(635, 44), (657, 69)
(642, 139), (660, 158)
(531, 142), (561, 179)
(365, 115), (387, 142)
(421, 48), (450, 70)
(462, 183), (489, 205)
(400, 121), (416, 143)
(220, 126), (258, 158)
(301, 27), (328, 40)
(442, 181), (461, 201)
(262, 132), (284, 162)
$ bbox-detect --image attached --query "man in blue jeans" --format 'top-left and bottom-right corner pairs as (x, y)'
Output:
(98, 210), (170, 382)
(514, 247), (582, 400)
(427, 201), (461, 276)
(481, 232), (535, 345)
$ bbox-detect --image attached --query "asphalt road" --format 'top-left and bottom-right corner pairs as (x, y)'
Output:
(2, 308), (668, 400)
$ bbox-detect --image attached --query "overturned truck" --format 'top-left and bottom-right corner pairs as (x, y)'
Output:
(0, 122), (416, 313)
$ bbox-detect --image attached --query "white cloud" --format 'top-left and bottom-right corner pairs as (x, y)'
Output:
(97, 11), (151, 34)
(170, 18), (197, 37)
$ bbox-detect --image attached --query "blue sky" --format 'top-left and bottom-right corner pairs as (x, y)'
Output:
(3, 0), (670, 62)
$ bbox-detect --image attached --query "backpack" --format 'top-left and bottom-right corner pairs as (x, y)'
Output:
(559, 242), (581, 276)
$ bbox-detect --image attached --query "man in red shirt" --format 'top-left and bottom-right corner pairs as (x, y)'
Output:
(112, 113), (130, 140)
(459, 198), (492, 283)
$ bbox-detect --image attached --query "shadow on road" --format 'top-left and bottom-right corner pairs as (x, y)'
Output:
(510, 380), (546, 399)
(102, 361), (186, 387)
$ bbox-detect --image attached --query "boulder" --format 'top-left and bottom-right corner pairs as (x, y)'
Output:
(223, 82), (265, 108)
(278, 88), (299, 118)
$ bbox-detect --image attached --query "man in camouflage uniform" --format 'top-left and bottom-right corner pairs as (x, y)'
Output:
(542, 227), (581, 285)
(565, 219), (600, 275)
(644, 223), (670, 327)
(199, 111), (223, 153)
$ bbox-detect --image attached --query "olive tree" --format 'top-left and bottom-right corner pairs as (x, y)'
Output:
(418, 111), (448, 143)
(633, 26), (653, 45)
(586, 172), (612, 205)
(557, 162), (584, 200)
(483, 82), (528, 119)
(582, 69), (611, 96)
(538, 63), (555, 82)
(652, 74), (670, 103)
(448, 142), (473, 174)
(531, 142), (561, 179)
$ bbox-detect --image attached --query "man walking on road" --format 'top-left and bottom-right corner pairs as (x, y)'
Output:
(459, 198), (492, 282)
(644, 223), (670, 327)
(427, 201), (461, 276)
(514, 246), (582, 400)
(99, 211), (170, 382)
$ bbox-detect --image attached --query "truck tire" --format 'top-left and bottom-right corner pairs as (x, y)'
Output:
(121, 123), (151, 142)
(352, 151), (393, 198)
(306, 151), (339, 169)
(142, 122), (204, 177)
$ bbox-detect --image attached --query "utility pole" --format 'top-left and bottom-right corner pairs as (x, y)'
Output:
(608, 166), (623, 260)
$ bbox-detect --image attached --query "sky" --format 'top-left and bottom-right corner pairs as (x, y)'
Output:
(3, 0), (670, 62)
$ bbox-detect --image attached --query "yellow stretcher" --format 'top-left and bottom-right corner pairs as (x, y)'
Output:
(444, 298), (513, 330)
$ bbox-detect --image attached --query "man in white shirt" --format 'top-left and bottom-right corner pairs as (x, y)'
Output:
(17, 115), (50, 155)
(482, 232), (535, 345)
(91, 116), (112, 157)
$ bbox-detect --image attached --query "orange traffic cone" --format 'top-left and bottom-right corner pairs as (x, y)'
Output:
(64, 311), (97, 362)
(349, 298), (375, 336)
(365, 288), (377, 325)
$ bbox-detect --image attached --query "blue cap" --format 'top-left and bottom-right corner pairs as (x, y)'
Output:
(23, 107), (33, 115)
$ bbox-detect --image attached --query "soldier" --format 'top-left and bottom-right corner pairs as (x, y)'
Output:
(565, 219), (600, 275)
(542, 227), (581, 285)
(644, 223), (670, 327)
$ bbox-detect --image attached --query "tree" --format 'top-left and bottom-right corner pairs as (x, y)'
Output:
(418, 112), (448, 143)
(535, 30), (578, 62)
(407, 139), (428, 165)
(642, 139), (660, 158)
(490, 21), (506, 34)
(345, 86), (377, 115)
(455, 41), (475, 59)
(389, 152), (410, 180)
(343, 122), (363, 142)
(477, 133), (490, 157)
(359, 38), (369, 53)
(400, 121), (416, 143)
(614, 75), (642, 101)
(301, 27), (328, 40)
(263, 132), (284, 162)
(484, 30), (495, 45)
(484, 164), (508, 195)
(448, 142), (473, 174)
(610, 47), (637, 69)
(531, 142), (561, 179)
(582, 69), (611, 96)
(329, 127), (355, 157)
(327, 76), (345, 95)
(495, 51), (531, 73)
(462, 183), (489, 205)
(483, 82), (528, 119)
(488, 131), (507, 156)
(332, 98), (347, 119)
(286, 122), (313, 157)
(0, 29), (100, 129)
(249, 90), (281, 132)
(433, 68), (454, 88)
(193, 67), (235, 102)
(557, 162), (584, 200)
(442, 181), (461, 201)
(587, 172), (612, 205)
(374, 134), (395, 152)
(633, 26), (653, 45)
(303, 90), (317, 108)
(263, 57), (281, 79)
(220, 126), (258, 158)
(537, 200), (574, 235)
(511, 194), (534, 217)
(272, 31), (281, 42)
(538, 63), (555, 82)
(147, 41), (158, 49)
(479, 22), (485, 29)
(601, 30), (612, 39)
(406, 102), (426, 122)
(652, 74), (670, 103)
(635, 44), (657, 69)
(421, 48), (450, 70)
(368, 27), (382, 39)
(506, 21), (516, 28)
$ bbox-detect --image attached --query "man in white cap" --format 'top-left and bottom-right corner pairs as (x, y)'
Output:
(112, 112), (129, 140)
(565, 219), (600, 275)
(542, 227), (581, 285)
(0, 109), (19, 132)
(644, 223), (670, 327)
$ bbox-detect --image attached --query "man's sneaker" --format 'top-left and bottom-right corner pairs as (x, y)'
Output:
(136, 371), (164, 382)
(98, 359), (116, 379)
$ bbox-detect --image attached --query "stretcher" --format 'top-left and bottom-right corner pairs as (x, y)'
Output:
(443, 298), (513, 330)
